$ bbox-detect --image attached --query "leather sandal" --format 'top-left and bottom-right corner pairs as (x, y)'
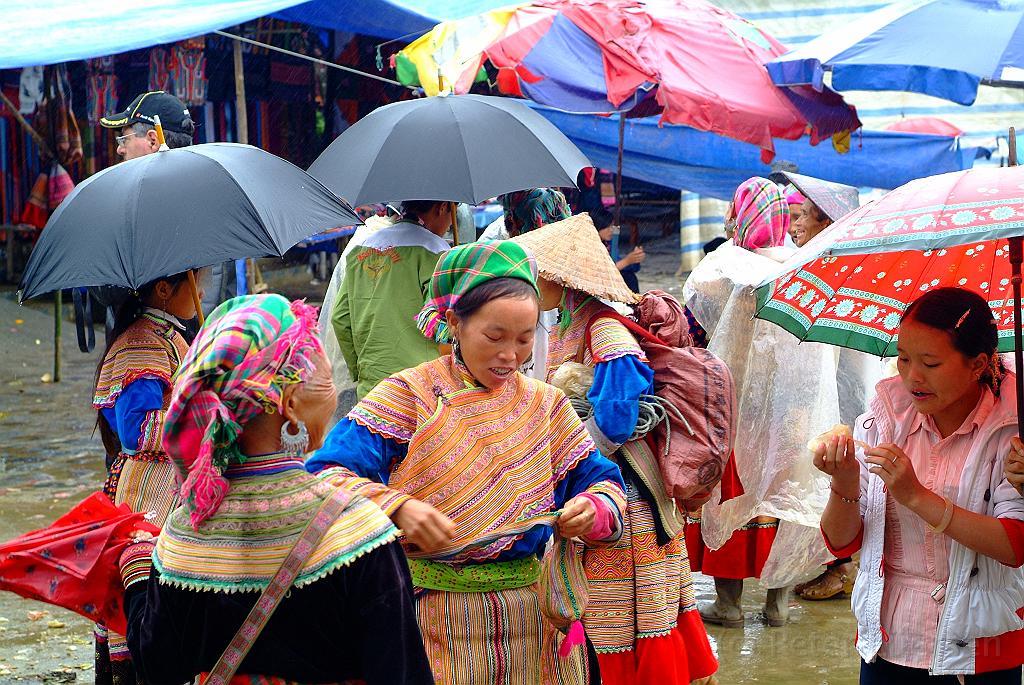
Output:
(798, 562), (856, 601)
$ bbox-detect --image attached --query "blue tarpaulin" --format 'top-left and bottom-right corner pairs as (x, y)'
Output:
(532, 105), (987, 200)
(0, 0), (509, 69)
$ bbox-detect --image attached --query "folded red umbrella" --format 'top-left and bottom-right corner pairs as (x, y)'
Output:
(0, 492), (158, 634)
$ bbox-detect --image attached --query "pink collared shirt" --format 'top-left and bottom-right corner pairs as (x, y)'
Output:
(877, 390), (995, 669)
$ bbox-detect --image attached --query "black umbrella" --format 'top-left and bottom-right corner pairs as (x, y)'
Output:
(19, 143), (361, 302)
(308, 94), (591, 206)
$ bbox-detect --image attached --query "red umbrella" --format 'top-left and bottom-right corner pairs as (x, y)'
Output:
(885, 117), (964, 137)
(0, 492), (158, 634)
(396, 0), (861, 163)
(755, 161), (1024, 433)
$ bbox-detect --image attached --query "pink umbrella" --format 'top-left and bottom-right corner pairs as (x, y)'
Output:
(885, 117), (964, 137)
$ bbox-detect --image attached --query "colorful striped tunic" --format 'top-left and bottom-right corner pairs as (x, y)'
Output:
(546, 291), (718, 685)
(308, 355), (627, 684)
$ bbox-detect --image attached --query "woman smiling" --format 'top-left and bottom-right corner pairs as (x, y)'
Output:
(814, 287), (1024, 683)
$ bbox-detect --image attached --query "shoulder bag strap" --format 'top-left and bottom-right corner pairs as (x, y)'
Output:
(203, 487), (355, 685)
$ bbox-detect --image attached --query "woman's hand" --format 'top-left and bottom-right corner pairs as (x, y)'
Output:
(864, 443), (927, 507)
(813, 435), (860, 494)
(394, 499), (454, 552)
(558, 496), (596, 538)
(1007, 437), (1024, 496)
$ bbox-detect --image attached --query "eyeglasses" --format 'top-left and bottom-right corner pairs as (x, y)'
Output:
(115, 131), (140, 147)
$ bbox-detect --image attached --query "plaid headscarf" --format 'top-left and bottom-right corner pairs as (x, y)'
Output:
(162, 294), (323, 529)
(499, 188), (571, 237)
(416, 240), (538, 344)
(733, 176), (789, 251)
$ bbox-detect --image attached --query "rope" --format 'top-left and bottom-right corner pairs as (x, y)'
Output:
(569, 393), (694, 456)
(214, 31), (411, 89)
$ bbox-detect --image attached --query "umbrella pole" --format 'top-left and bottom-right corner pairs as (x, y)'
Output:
(614, 115), (625, 234)
(188, 270), (205, 327)
(1008, 128), (1024, 457)
(451, 201), (460, 246)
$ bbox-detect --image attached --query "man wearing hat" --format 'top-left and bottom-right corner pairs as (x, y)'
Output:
(100, 90), (195, 159)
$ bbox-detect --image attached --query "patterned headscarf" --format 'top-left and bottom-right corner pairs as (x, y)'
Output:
(499, 188), (571, 236)
(162, 294), (323, 529)
(783, 183), (806, 207)
(733, 177), (789, 251)
(417, 240), (538, 344)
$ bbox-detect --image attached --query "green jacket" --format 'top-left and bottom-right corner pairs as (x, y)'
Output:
(332, 221), (449, 398)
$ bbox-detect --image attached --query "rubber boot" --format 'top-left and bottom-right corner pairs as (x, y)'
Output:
(699, 578), (744, 628)
(763, 586), (791, 627)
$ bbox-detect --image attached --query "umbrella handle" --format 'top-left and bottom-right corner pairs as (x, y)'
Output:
(152, 115), (170, 152)
(188, 270), (205, 327)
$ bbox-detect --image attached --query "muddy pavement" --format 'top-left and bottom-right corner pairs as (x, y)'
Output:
(0, 243), (860, 683)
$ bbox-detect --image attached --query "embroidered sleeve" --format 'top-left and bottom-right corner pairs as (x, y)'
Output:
(348, 377), (419, 442)
(588, 316), (647, 364)
(315, 466), (412, 517)
(548, 390), (598, 483)
(112, 378), (167, 454)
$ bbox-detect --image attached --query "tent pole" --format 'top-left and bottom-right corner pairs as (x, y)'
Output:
(232, 35), (258, 297)
(614, 115), (625, 233)
(1008, 127), (1023, 470)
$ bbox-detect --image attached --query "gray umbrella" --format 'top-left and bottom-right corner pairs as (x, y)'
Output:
(19, 143), (361, 301)
(308, 94), (591, 206)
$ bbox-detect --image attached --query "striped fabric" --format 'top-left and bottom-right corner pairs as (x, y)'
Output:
(583, 481), (692, 652)
(351, 355), (598, 564)
(113, 456), (179, 527)
(154, 454), (397, 593)
(546, 294), (646, 374)
(93, 313), (186, 409)
(416, 240), (539, 344)
(415, 584), (590, 685)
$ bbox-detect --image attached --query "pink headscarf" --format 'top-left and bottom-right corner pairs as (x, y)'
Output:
(784, 183), (807, 207)
(733, 177), (789, 251)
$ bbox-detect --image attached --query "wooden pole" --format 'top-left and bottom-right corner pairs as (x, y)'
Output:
(0, 90), (55, 160)
(188, 270), (205, 327)
(53, 293), (61, 382)
(1007, 127), (1023, 486)
(450, 202), (460, 246)
(233, 39), (249, 145)
(614, 115), (626, 228)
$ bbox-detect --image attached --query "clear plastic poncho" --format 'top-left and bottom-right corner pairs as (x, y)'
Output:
(684, 242), (842, 587)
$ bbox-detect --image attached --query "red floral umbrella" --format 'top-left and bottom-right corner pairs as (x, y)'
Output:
(754, 163), (1024, 431)
(0, 492), (158, 634)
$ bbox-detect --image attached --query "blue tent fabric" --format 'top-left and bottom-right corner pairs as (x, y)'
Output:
(0, 0), (512, 69)
(531, 105), (986, 200)
(766, 0), (1024, 106)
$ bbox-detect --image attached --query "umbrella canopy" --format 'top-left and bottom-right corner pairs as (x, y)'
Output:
(753, 165), (1024, 357)
(767, 0), (1024, 106)
(307, 94), (591, 206)
(885, 117), (964, 137)
(395, 0), (862, 162)
(19, 143), (360, 301)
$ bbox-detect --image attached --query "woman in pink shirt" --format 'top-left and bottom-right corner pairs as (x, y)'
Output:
(815, 287), (1024, 683)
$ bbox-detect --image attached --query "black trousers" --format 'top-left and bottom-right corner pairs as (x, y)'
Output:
(860, 658), (1022, 685)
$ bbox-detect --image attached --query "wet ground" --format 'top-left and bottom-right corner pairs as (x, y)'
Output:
(0, 233), (860, 683)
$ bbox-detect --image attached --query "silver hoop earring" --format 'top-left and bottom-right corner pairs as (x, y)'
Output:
(451, 337), (461, 361)
(280, 420), (309, 457)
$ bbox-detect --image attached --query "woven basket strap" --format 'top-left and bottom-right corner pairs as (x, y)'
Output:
(204, 487), (354, 685)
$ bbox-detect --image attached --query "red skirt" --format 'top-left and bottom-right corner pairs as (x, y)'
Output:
(595, 610), (718, 685)
(685, 517), (779, 580)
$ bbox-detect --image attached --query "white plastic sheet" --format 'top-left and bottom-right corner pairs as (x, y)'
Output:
(684, 242), (839, 586)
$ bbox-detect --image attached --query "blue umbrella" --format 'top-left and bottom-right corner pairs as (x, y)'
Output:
(767, 0), (1024, 106)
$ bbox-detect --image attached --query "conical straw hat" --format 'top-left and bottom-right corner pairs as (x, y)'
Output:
(512, 213), (639, 304)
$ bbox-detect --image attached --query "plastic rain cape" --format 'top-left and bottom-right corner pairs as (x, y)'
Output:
(684, 242), (882, 586)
